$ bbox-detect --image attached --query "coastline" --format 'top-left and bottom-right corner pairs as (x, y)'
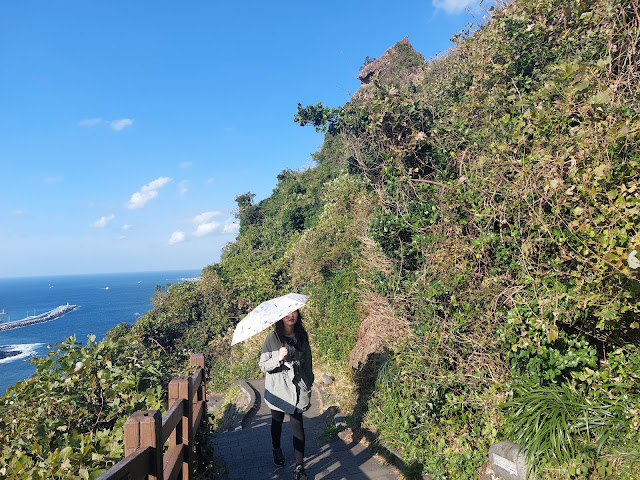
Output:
(0, 347), (20, 360)
(0, 269), (201, 394)
(0, 343), (43, 365)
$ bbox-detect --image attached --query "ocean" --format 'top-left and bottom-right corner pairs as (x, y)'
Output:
(0, 269), (201, 395)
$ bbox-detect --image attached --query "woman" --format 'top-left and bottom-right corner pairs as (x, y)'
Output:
(259, 308), (314, 480)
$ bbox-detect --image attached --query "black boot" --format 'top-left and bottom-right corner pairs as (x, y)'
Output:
(273, 448), (286, 467)
(294, 464), (308, 480)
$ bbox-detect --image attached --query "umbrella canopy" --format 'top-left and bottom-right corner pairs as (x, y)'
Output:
(230, 293), (309, 346)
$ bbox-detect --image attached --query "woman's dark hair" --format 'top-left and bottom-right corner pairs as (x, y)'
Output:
(274, 310), (308, 345)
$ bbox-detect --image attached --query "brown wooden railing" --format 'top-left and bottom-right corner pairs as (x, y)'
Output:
(96, 354), (207, 480)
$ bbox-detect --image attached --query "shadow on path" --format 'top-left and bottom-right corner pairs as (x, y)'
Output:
(212, 378), (400, 480)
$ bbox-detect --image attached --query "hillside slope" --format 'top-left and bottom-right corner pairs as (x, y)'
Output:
(333, 0), (640, 477)
(275, 0), (640, 477)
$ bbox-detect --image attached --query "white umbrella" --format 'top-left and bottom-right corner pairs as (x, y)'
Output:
(230, 293), (309, 346)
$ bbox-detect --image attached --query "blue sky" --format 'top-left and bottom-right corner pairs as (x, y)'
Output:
(0, 0), (483, 278)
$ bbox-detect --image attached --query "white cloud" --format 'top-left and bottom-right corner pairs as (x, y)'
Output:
(223, 218), (240, 234)
(127, 177), (171, 209)
(110, 118), (133, 131)
(169, 231), (186, 245)
(78, 117), (133, 130)
(128, 191), (158, 209)
(122, 224), (132, 231)
(205, 178), (214, 186)
(11, 209), (25, 216)
(146, 177), (171, 190)
(179, 161), (193, 169)
(178, 213), (237, 240)
(194, 222), (220, 237)
(78, 118), (103, 127)
(432, 0), (474, 14)
(192, 211), (221, 224)
(92, 214), (115, 228)
(179, 180), (190, 196)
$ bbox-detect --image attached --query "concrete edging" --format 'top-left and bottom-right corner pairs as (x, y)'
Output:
(354, 424), (430, 480)
(232, 380), (257, 430)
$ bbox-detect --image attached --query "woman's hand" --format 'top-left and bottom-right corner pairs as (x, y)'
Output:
(278, 345), (288, 362)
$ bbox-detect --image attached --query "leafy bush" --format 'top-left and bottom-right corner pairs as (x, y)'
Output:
(290, 174), (374, 365)
(0, 336), (174, 479)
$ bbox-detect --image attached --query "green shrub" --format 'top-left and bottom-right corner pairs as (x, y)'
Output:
(0, 336), (175, 479)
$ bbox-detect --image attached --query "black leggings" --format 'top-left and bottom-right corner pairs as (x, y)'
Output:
(271, 409), (305, 465)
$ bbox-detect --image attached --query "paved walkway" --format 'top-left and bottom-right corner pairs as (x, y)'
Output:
(212, 378), (401, 480)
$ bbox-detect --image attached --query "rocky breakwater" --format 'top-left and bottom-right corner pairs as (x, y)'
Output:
(0, 304), (78, 333)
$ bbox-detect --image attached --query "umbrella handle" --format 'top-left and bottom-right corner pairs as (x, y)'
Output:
(275, 331), (288, 362)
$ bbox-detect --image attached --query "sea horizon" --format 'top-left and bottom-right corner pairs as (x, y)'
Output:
(0, 267), (205, 281)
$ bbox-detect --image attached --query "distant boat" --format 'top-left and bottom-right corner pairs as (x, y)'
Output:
(104, 287), (110, 290)
(0, 309), (7, 315)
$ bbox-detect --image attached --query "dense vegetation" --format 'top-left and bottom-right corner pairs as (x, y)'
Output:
(1, 0), (639, 478)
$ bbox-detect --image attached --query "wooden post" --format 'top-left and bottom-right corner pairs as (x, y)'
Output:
(124, 412), (142, 458)
(190, 353), (205, 371)
(123, 410), (162, 480)
(139, 411), (163, 480)
(191, 353), (207, 436)
(185, 376), (194, 478)
(168, 377), (192, 480)
(168, 378), (183, 478)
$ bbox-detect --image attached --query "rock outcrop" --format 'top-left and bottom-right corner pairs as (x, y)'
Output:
(353, 37), (427, 99)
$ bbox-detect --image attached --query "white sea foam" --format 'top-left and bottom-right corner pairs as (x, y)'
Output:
(0, 343), (44, 364)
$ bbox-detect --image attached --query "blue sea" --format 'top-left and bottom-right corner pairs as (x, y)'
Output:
(0, 270), (201, 395)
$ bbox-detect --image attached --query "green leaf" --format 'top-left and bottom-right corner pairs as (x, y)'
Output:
(60, 446), (73, 459)
(589, 90), (611, 106)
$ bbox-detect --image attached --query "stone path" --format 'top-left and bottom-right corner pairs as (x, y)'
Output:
(212, 378), (401, 480)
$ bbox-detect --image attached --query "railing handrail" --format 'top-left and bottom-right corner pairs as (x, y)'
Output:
(96, 353), (207, 480)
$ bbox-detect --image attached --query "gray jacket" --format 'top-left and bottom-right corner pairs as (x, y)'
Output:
(258, 331), (314, 414)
